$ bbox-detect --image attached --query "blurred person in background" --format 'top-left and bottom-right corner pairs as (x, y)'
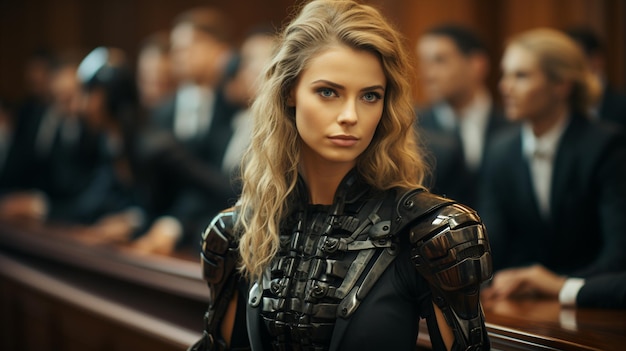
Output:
(0, 99), (47, 224)
(32, 53), (103, 223)
(222, 27), (276, 178)
(74, 47), (146, 243)
(16, 49), (56, 124)
(480, 29), (626, 301)
(415, 24), (511, 208)
(0, 53), (100, 225)
(8, 50), (57, 200)
(6, 50), (58, 194)
(148, 7), (241, 250)
(154, 6), (239, 169)
(76, 46), (236, 254)
(136, 31), (176, 116)
(565, 25), (626, 127)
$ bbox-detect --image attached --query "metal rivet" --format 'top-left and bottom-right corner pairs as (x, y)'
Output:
(270, 282), (281, 294)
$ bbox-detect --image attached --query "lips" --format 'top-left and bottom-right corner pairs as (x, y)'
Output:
(329, 135), (359, 147)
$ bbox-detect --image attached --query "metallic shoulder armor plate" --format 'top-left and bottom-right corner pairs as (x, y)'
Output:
(394, 189), (492, 350)
(190, 208), (240, 351)
(201, 208), (239, 290)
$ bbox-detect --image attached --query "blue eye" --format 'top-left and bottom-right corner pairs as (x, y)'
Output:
(362, 92), (382, 102)
(318, 88), (336, 98)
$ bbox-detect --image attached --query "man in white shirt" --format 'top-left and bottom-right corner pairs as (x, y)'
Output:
(415, 24), (511, 207)
(153, 6), (239, 167)
(147, 7), (241, 251)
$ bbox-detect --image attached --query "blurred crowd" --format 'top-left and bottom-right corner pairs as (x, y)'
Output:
(0, 7), (276, 255)
(0, 7), (625, 307)
(414, 24), (626, 309)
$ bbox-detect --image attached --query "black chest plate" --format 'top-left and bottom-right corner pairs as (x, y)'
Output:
(262, 208), (360, 350)
(250, 182), (398, 351)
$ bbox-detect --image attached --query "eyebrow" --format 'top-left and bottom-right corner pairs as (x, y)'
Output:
(311, 79), (385, 92)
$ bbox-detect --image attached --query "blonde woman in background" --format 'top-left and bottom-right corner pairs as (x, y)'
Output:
(481, 28), (626, 303)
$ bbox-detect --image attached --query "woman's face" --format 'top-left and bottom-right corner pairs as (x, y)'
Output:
(499, 44), (562, 123)
(291, 45), (386, 170)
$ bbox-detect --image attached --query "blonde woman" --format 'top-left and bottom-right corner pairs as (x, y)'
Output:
(190, 1), (492, 350)
(481, 28), (626, 300)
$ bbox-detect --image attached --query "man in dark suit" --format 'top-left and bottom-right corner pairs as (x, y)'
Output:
(0, 100), (47, 222)
(415, 24), (511, 207)
(153, 6), (239, 169)
(566, 26), (626, 128)
(576, 272), (626, 309)
(1, 56), (103, 224)
(149, 7), (241, 249)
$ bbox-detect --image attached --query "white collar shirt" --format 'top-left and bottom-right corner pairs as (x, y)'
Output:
(521, 114), (570, 217)
(434, 90), (492, 171)
(174, 83), (215, 141)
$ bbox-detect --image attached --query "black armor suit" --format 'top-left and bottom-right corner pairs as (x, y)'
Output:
(190, 170), (492, 351)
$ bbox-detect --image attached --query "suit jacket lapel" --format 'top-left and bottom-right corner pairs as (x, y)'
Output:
(550, 117), (580, 220)
(511, 133), (543, 222)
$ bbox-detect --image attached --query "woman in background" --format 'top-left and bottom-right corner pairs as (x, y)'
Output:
(481, 28), (626, 300)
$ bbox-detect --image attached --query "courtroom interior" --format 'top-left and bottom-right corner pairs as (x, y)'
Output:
(1, 0), (625, 350)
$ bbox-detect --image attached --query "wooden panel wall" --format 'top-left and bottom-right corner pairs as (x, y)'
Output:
(0, 0), (623, 106)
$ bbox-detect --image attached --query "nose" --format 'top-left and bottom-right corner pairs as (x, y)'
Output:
(337, 100), (358, 125)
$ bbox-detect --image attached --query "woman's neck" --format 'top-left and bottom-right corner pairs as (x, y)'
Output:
(530, 104), (569, 137)
(299, 160), (354, 205)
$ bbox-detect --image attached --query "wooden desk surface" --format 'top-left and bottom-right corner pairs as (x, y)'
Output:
(2, 222), (625, 351)
(482, 298), (626, 351)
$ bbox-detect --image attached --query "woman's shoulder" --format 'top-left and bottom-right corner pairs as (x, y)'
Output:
(200, 206), (241, 287)
(390, 188), (479, 237)
(391, 187), (456, 219)
(202, 207), (240, 246)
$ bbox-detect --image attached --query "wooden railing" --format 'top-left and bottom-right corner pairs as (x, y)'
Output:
(0, 222), (206, 351)
(1, 222), (625, 351)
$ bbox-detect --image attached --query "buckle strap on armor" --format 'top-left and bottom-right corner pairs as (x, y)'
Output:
(337, 245), (398, 318)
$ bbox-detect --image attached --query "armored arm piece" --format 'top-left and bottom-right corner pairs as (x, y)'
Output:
(396, 190), (492, 351)
(189, 209), (240, 351)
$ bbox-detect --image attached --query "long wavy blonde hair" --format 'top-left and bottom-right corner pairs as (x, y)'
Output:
(237, 0), (427, 281)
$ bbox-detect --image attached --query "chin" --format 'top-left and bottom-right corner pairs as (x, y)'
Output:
(322, 153), (361, 165)
(504, 109), (521, 122)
